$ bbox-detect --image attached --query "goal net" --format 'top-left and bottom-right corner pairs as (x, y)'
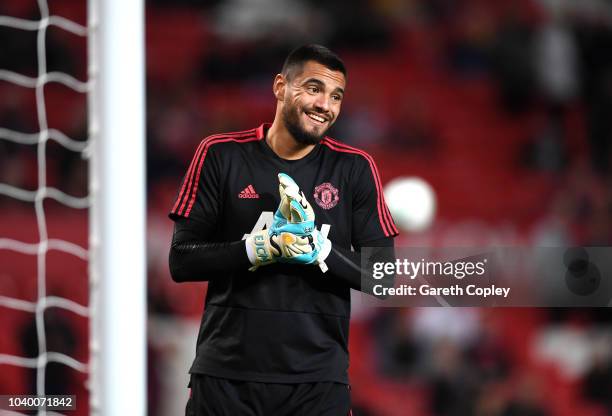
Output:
(0, 0), (145, 414)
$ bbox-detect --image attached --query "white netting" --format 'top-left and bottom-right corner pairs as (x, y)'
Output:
(0, 0), (91, 415)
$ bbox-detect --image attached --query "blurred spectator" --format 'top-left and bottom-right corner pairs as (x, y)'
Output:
(212, 0), (313, 43)
(473, 382), (507, 416)
(532, 161), (612, 246)
(500, 376), (548, 416)
(332, 87), (390, 147)
(0, 88), (37, 193)
(375, 308), (485, 380)
(565, 162), (612, 245)
(412, 308), (482, 349)
(532, 5), (579, 172)
(446, 3), (496, 77)
(385, 95), (439, 155)
(429, 339), (479, 416)
(466, 318), (511, 384)
(582, 349), (612, 412)
(530, 189), (576, 246)
(0, 25), (37, 76)
(147, 91), (201, 186)
(534, 7), (579, 107)
(20, 309), (77, 395)
(46, 29), (79, 77)
(576, 18), (612, 175)
(491, 7), (536, 114)
(322, 0), (392, 50)
(198, 40), (289, 84)
(373, 309), (420, 378)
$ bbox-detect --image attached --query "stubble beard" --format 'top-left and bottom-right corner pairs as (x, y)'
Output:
(282, 103), (328, 146)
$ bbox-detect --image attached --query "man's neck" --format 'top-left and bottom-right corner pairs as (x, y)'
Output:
(266, 120), (316, 160)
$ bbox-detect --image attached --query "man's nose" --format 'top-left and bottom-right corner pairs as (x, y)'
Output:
(313, 95), (330, 112)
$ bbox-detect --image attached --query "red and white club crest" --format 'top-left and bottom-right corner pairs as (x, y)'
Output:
(313, 182), (339, 210)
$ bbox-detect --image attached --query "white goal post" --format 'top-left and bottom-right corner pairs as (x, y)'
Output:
(89, 0), (146, 414)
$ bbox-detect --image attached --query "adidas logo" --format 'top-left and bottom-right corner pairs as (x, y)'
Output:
(238, 185), (260, 199)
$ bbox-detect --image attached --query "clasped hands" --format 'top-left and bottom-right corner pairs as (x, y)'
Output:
(246, 173), (331, 273)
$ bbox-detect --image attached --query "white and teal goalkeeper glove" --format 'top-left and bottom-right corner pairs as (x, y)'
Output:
(245, 228), (326, 271)
(245, 172), (319, 271)
(271, 173), (332, 273)
(245, 173), (331, 272)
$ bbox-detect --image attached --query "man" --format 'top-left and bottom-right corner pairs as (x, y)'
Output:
(169, 44), (398, 415)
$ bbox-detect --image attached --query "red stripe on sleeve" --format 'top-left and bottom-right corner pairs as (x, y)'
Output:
(171, 140), (206, 214)
(183, 134), (262, 217)
(322, 138), (399, 237)
(177, 132), (248, 215)
(172, 130), (257, 217)
(321, 140), (391, 236)
(331, 138), (399, 235)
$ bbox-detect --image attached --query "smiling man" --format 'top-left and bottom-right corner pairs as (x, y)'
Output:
(266, 48), (346, 159)
(169, 44), (398, 416)
(276, 59), (344, 145)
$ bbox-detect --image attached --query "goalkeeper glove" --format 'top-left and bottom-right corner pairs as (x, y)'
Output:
(282, 228), (332, 273)
(245, 229), (278, 271)
(273, 173), (314, 234)
(273, 173), (315, 235)
(272, 173), (332, 273)
(245, 229), (325, 271)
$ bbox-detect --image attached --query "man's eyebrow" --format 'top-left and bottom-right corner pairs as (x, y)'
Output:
(302, 78), (345, 95)
(302, 78), (325, 87)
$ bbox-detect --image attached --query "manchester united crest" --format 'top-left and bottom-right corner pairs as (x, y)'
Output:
(313, 182), (339, 210)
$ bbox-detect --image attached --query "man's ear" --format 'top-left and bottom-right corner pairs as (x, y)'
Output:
(273, 74), (286, 101)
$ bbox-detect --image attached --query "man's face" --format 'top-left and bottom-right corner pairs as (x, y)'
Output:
(281, 61), (346, 145)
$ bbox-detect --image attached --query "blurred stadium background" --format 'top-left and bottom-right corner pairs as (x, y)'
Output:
(1, 0), (612, 415)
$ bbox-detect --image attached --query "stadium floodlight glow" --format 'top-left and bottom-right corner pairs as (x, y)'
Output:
(89, 0), (146, 414)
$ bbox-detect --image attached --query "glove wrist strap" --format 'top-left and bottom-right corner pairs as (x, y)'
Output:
(319, 239), (332, 263)
(245, 239), (258, 266)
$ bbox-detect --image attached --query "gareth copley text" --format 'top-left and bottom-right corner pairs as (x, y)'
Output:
(373, 284), (511, 299)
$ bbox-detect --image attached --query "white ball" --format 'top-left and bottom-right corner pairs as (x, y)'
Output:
(384, 177), (436, 232)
